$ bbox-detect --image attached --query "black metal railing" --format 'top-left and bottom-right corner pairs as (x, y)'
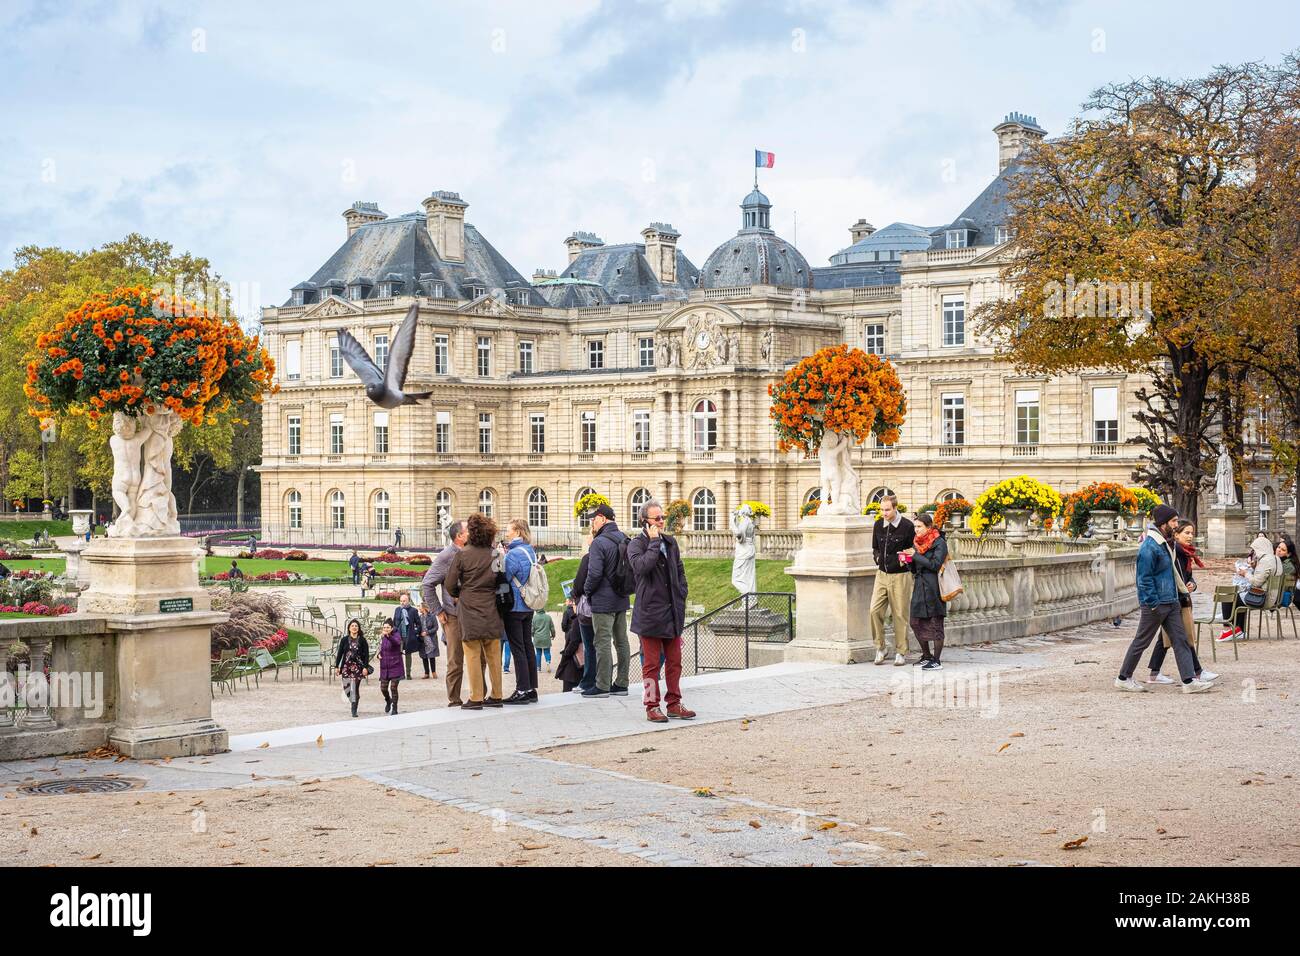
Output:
(681, 592), (795, 675)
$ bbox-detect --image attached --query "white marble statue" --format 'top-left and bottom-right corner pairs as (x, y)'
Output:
(1214, 443), (1239, 508)
(730, 504), (757, 597)
(439, 506), (451, 541)
(108, 413), (146, 538)
(818, 429), (860, 515)
(133, 410), (183, 537)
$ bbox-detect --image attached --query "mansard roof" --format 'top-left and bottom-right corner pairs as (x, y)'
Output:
(555, 242), (699, 302)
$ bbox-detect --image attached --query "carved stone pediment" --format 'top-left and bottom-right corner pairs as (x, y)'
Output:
(658, 305), (743, 369)
(458, 292), (518, 318)
(308, 295), (363, 318)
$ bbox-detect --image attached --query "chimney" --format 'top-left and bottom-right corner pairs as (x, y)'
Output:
(342, 201), (386, 238)
(532, 267), (557, 283)
(993, 111), (1046, 172)
(422, 190), (468, 262)
(564, 230), (604, 263)
(849, 219), (876, 243)
(640, 222), (680, 284)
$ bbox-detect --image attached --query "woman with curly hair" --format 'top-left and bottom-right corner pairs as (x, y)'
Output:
(445, 513), (506, 710)
(335, 618), (372, 718)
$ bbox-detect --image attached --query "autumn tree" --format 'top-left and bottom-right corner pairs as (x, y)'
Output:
(976, 57), (1296, 523)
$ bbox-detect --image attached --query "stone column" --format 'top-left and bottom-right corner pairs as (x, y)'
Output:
(783, 514), (877, 663)
(1205, 507), (1248, 558)
(80, 536), (229, 758)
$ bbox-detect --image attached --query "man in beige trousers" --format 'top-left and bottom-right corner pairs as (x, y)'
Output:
(422, 520), (481, 705)
(869, 495), (915, 665)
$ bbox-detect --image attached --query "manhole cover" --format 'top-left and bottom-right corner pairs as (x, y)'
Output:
(17, 777), (143, 796)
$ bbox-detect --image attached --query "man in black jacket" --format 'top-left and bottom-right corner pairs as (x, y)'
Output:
(582, 503), (631, 698)
(869, 495), (915, 665)
(626, 498), (696, 722)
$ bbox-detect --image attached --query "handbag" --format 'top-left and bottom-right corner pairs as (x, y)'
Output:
(937, 557), (963, 603)
(1243, 586), (1266, 608)
(576, 593), (593, 622)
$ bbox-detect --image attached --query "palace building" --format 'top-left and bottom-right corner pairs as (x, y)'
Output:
(257, 112), (1181, 547)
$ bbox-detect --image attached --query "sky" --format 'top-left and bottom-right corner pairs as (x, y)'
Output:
(0, 0), (1295, 319)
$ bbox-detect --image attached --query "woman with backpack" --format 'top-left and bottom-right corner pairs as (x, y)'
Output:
(899, 512), (949, 671)
(502, 518), (540, 704)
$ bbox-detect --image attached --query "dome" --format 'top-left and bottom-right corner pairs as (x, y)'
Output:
(700, 187), (812, 289)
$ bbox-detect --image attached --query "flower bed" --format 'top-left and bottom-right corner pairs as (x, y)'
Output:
(369, 551), (402, 563)
(0, 551), (36, 560)
(211, 569), (302, 582)
(407, 554), (431, 565)
(969, 476), (1063, 537)
(377, 566), (422, 578)
(0, 601), (73, 616)
(248, 627), (289, 655)
(284, 549), (309, 561)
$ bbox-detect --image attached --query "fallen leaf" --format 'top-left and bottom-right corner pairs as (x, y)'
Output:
(30, 827), (38, 836)
(520, 843), (549, 851)
(316, 735), (324, 748)
(1010, 732), (1025, 738)
(748, 820), (762, 829)
(369, 860), (397, 866)
(1156, 827), (1167, 835)
(818, 822), (838, 831)
(257, 742), (269, 749)
(997, 743), (1012, 753)
(433, 847), (459, 855)
(1061, 836), (1089, 850)
(300, 779), (321, 786)
(1040, 828), (1058, 835)
(693, 787), (713, 797)
(83, 853), (102, 861)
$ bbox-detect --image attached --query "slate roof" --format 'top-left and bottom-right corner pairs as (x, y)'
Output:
(531, 277), (614, 308)
(700, 231), (812, 289)
(812, 263), (901, 290)
(828, 222), (935, 265)
(929, 159), (1021, 249)
(554, 242), (699, 302)
(286, 212), (530, 305)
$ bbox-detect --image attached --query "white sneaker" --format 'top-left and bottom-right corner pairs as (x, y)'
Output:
(893, 652), (906, 666)
(874, 650), (886, 665)
(1143, 674), (1175, 685)
(1198, 670), (1220, 682)
(1181, 679), (1215, 694)
(1114, 677), (1147, 692)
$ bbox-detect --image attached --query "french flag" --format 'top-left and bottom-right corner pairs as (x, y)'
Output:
(755, 149), (775, 168)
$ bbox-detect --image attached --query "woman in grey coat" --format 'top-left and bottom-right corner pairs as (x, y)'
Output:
(901, 512), (948, 671)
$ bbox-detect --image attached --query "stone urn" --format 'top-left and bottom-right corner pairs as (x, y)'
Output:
(1089, 510), (1119, 541)
(1002, 509), (1031, 544)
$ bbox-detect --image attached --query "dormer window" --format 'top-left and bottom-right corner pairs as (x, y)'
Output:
(995, 226), (1013, 245)
(471, 286), (486, 299)
(945, 230), (969, 249)
(430, 282), (444, 298)
(515, 290), (529, 305)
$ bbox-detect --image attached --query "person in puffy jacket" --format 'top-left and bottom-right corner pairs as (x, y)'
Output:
(377, 619), (404, 715)
(899, 512), (948, 671)
(581, 504), (631, 698)
(501, 519), (539, 705)
(626, 498), (695, 723)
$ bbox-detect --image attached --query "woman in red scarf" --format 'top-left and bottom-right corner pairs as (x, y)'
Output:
(899, 512), (949, 670)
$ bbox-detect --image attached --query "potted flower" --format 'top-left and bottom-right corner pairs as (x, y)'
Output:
(933, 497), (974, 530)
(665, 499), (692, 534)
(861, 501), (908, 520)
(574, 491), (612, 520)
(740, 501), (771, 525)
(1062, 482), (1140, 540)
(969, 476), (1063, 541)
(769, 344), (906, 516)
(25, 286), (276, 538)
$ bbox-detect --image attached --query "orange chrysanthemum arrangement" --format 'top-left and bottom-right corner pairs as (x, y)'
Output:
(1062, 482), (1141, 538)
(767, 344), (906, 454)
(933, 497), (974, 528)
(24, 285), (277, 429)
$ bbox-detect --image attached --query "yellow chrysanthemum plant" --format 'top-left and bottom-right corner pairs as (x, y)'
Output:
(1128, 487), (1162, 516)
(574, 491), (612, 518)
(862, 501), (908, 518)
(739, 500), (772, 518)
(968, 476), (1063, 537)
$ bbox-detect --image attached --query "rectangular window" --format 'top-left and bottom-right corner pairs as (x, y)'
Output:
(478, 413), (492, 454)
(633, 409), (651, 452)
(287, 416), (301, 455)
(581, 411), (597, 453)
(639, 336), (655, 368)
(1093, 386), (1119, 443)
(942, 295), (966, 347)
(435, 411), (450, 454)
(864, 323), (885, 356)
(945, 229), (968, 249)
(477, 336), (491, 377)
(374, 334), (388, 371)
(588, 340), (604, 370)
(995, 225), (1012, 245)
(434, 334), (449, 375)
(1015, 389), (1040, 445)
(518, 340), (534, 375)
(941, 393), (965, 446)
(329, 335), (343, 378)
(530, 413), (546, 453)
(329, 412), (344, 455)
(373, 411), (389, 454)
(471, 285), (486, 299)
(285, 340), (301, 380)
(288, 498), (302, 530)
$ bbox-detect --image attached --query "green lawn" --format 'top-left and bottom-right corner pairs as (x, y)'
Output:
(541, 557), (793, 613)
(211, 556), (426, 578)
(4, 558), (68, 573)
(0, 519), (72, 539)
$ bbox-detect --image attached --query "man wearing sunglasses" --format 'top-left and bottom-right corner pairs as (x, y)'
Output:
(626, 499), (696, 722)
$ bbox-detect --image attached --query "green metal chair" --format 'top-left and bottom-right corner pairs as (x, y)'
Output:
(1198, 586), (1241, 663)
(210, 659), (239, 695)
(1256, 573), (1293, 640)
(251, 647), (287, 681)
(295, 641), (325, 680)
(231, 653), (262, 689)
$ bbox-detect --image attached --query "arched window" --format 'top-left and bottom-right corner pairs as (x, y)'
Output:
(937, 489), (964, 503)
(286, 490), (302, 530)
(629, 487), (652, 523)
(868, 486), (896, 506)
(478, 488), (495, 518)
(575, 486), (596, 528)
(329, 490), (345, 531)
(692, 488), (717, 531)
(1260, 487), (1273, 531)
(373, 489), (390, 532)
(805, 488), (822, 504)
(692, 399), (718, 451)
(436, 489), (452, 515)
(528, 488), (549, 529)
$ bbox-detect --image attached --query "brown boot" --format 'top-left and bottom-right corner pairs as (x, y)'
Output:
(666, 704), (696, 720)
(646, 708), (668, 723)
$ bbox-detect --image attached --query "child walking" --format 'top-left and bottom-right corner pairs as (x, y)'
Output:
(532, 610), (555, 673)
(377, 618), (403, 715)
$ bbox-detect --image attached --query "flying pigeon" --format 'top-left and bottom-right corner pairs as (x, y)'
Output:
(336, 304), (432, 408)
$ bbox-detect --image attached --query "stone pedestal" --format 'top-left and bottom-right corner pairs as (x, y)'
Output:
(1205, 507), (1249, 558)
(80, 537), (228, 758)
(783, 514), (877, 664)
